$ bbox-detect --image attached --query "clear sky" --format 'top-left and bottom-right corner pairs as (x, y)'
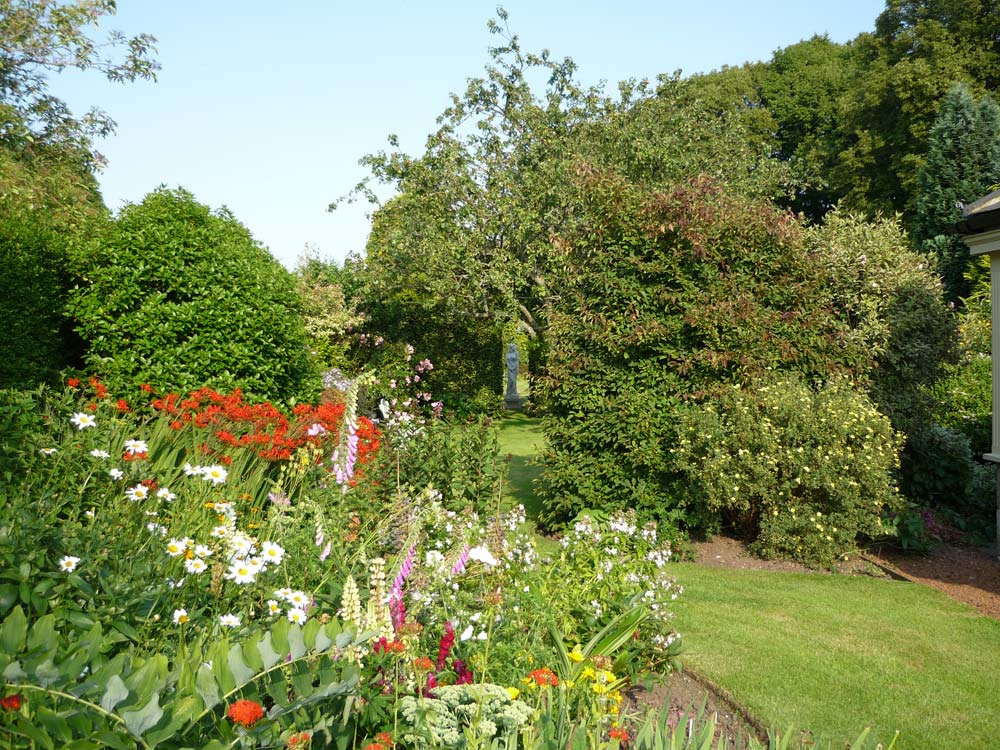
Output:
(50, 1), (887, 270)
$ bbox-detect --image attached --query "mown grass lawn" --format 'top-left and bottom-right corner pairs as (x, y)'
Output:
(497, 412), (545, 518)
(668, 563), (1000, 750)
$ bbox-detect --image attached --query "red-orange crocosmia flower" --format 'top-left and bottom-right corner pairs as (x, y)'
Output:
(1, 694), (23, 711)
(528, 668), (559, 687)
(67, 377), (80, 388)
(226, 699), (265, 728)
(413, 657), (434, 671)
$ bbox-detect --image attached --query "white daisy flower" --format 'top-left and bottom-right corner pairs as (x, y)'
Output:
(194, 544), (213, 558)
(229, 535), (255, 557)
(260, 541), (285, 565)
(58, 555), (80, 572)
(287, 607), (307, 625)
(84, 509), (95, 518)
(183, 463), (203, 476)
(39, 447), (57, 455)
(285, 590), (310, 608)
(125, 484), (149, 501)
(108, 468), (124, 480)
(213, 502), (234, 518)
(123, 439), (148, 455)
(210, 525), (229, 538)
(90, 449), (110, 459)
(202, 465), (228, 484)
(165, 538), (190, 557)
(184, 557), (208, 574)
(172, 608), (189, 624)
(225, 560), (258, 584)
(219, 613), (241, 628)
(274, 587), (293, 601)
(146, 522), (167, 536)
(266, 599), (281, 615)
(70, 413), (96, 430)
(156, 487), (176, 502)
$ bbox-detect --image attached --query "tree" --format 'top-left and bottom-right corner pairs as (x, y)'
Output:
(68, 188), (317, 403)
(0, 0), (158, 169)
(913, 83), (1000, 302)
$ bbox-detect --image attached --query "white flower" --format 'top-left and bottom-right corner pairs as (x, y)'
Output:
(58, 556), (80, 572)
(125, 484), (149, 501)
(476, 631), (487, 641)
(287, 607), (307, 625)
(467, 545), (498, 567)
(229, 535), (255, 558)
(165, 539), (190, 557)
(156, 487), (176, 502)
(225, 560), (259, 584)
(146, 522), (167, 536)
(184, 557), (208, 574)
(213, 502), (234, 518)
(183, 463), (203, 476)
(70, 412), (96, 430)
(274, 587), (293, 601)
(202, 465), (228, 484)
(194, 544), (213, 558)
(84, 509), (95, 518)
(39, 448), (57, 455)
(90, 449), (110, 459)
(123, 439), (148, 455)
(219, 613), (241, 628)
(285, 590), (309, 607)
(460, 625), (474, 641)
(172, 608), (189, 624)
(261, 541), (285, 565)
(266, 599), (281, 615)
(210, 525), (229, 538)
(108, 468), (124, 480)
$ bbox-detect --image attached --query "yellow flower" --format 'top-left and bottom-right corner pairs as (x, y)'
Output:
(568, 645), (585, 663)
(580, 666), (596, 681)
(506, 687), (520, 700)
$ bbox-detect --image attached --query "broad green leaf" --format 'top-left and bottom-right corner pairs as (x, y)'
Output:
(257, 631), (281, 669)
(101, 674), (130, 713)
(303, 618), (321, 649)
(270, 617), (290, 656)
(121, 692), (164, 738)
(227, 644), (255, 688)
(290, 660), (315, 698)
(240, 637), (264, 671)
(195, 663), (221, 712)
(1, 605), (27, 654)
(124, 654), (168, 704)
(27, 613), (56, 650)
(2, 658), (25, 680)
(314, 626), (333, 653)
(14, 715), (55, 750)
(35, 705), (72, 743)
(35, 657), (60, 687)
(287, 622), (306, 660)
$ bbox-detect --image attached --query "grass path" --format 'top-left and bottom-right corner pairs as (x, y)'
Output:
(496, 414), (1000, 749)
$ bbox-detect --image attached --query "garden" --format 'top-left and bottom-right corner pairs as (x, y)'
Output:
(5, 1), (1000, 748)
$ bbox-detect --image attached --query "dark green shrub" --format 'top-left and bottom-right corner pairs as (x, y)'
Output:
(68, 188), (317, 403)
(672, 376), (903, 565)
(354, 291), (503, 415)
(537, 172), (871, 529)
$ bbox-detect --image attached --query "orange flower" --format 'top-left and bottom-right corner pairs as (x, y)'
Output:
(287, 731), (311, 748)
(67, 377), (80, 388)
(528, 668), (559, 687)
(1, 694), (22, 711)
(376, 732), (394, 747)
(227, 699), (265, 728)
(413, 656), (434, 671)
(610, 728), (629, 742)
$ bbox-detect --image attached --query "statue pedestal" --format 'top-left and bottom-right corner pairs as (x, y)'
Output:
(504, 395), (522, 411)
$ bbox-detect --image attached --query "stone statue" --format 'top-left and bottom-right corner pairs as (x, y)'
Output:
(505, 343), (520, 407)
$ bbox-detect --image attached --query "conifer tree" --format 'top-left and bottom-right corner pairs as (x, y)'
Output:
(914, 83), (1000, 302)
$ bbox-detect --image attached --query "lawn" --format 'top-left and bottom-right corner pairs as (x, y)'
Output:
(497, 415), (1000, 749)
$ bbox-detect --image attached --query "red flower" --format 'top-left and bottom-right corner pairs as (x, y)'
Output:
(287, 731), (311, 748)
(116, 399), (130, 412)
(226, 699), (265, 728)
(67, 377), (80, 388)
(140, 383), (153, 393)
(528, 668), (559, 687)
(413, 657), (434, 671)
(1, 694), (22, 711)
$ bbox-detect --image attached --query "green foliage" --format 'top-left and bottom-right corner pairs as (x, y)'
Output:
(0, 0), (158, 170)
(68, 188), (318, 404)
(914, 83), (1000, 301)
(537, 173), (871, 529)
(807, 209), (957, 436)
(933, 300), (992, 455)
(294, 251), (364, 370)
(671, 376), (902, 566)
(356, 293), (503, 414)
(0, 605), (367, 748)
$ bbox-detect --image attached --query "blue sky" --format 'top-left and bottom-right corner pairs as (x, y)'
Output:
(52, 1), (887, 270)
